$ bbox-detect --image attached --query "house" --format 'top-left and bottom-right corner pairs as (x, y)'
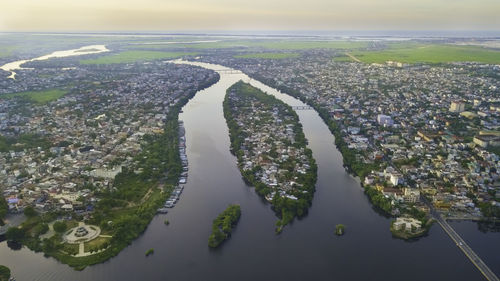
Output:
(393, 217), (422, 232)
(403, 188), (420, 203)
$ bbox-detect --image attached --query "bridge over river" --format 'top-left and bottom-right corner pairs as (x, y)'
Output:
(424, 196), (500, 281)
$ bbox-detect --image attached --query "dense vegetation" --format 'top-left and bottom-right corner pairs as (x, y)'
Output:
(3, 72), (220, 270)
(0, 134), (52, 153)
(223, 81), (317, 230)
(208, 204), (241, 248)
(335, 224), (345, 236)
(0, 197), (7, 225)
(145, 248), (154, 256)
(364, 186), (392, 215)
(0, 265), (10, 281)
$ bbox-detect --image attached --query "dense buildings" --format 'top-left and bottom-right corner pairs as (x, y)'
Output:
(202, 51), (500, 223)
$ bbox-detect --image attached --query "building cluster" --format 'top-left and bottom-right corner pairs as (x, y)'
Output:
(0, 61), (218, 215)
(204, 52), (500, 219)
(226, 89), (312, 202)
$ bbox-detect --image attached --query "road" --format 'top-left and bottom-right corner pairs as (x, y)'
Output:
(427, 199), (499, 281)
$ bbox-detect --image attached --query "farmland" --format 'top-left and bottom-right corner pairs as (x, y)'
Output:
(80, 51), (197, 64)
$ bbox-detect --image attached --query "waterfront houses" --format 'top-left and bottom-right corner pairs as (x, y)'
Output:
(224, 81), (317, 230)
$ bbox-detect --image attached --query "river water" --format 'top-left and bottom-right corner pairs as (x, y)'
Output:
(0, 45), (109, 79)
(0, 60), (496, 281)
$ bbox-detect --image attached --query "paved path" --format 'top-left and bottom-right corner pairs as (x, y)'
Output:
(345, 52), (361, 63)
(78, 243), (84, 256)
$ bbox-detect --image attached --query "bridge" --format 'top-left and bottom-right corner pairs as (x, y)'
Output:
(213, 69), (242, 74)
(424, 197), (499, 281)
(291, 105), (313, 110)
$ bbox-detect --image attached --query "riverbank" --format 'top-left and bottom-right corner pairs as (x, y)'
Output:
(3, 72), (220, 270)
(223, 81), (317, 231)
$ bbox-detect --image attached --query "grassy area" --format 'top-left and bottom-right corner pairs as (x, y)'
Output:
(350, 43), (500, 64)
(80, 51), (197, 64)
(333, 55), (357, 62)
(61, 243), (79, 256)
(1, 89), (67, 104)
(84, 236), (111, 252)
(129, 40), (369, 50)
(234, 53), (299, 59)
(254, 40), (369, 50)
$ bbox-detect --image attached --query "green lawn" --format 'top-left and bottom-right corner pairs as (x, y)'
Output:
(234, 53), (299, 59)
(84, 236), (111, 252)
(80, 51), (197, 64)
(253, 40), (369, 50)
(1, 89), (67, 103)
(129, 40), (369, 50)
(349, 44), (500, 64)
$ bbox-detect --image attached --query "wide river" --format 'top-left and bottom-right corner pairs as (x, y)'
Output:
(0, 60), (498, 281)
(0, 45), (109, 79)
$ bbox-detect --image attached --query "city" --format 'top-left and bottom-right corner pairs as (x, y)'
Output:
(0, 0), (499, 280)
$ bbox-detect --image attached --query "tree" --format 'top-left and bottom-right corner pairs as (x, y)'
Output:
(5, 227), (25, 243)
(0, 265), (11, 281)
(24, 206), (37, 218)
(53, 221), (67, 233)
(0, 197), (7, 222)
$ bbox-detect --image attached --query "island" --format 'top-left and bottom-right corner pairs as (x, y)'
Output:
(223, 81), (317, 232)
(145, 248), (154, 256)
(0, 265), (10, 281)
(390, 217), (433, 240)
(208, 204), (241, 248)
(335, 224), (345, 236)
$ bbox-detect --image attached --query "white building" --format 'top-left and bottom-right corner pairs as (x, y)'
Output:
(377, 114), (393, 126)
(393, 217), (422, 232)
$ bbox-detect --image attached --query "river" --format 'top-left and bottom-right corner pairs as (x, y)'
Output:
(0, 60), (497, 281)
(0, 45), (109, 79)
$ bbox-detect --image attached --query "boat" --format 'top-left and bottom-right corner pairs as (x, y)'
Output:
(157, 208), (169, 214)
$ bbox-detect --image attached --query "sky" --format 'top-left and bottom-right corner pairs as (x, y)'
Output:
(1, 0), (499, 32)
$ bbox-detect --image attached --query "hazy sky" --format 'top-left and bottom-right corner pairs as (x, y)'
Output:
(1, 0), (499, 31)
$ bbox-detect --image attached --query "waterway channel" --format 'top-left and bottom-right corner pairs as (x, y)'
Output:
(0, 60), (496, 281)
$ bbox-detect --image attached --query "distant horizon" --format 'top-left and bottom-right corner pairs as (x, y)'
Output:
(2, 30), (500, 38)
(2, 0), (499, 33)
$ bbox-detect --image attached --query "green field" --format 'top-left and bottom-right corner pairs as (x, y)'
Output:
(129, 40), (369, 50)
(1, 89), (67, 103)
(234, 53), (299, 59)
(80, 51), (197, 64)
(347, 44), (500, 64)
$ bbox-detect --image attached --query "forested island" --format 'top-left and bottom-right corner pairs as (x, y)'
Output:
(208, 204), (241, 248)
(223, 81), (317, 232)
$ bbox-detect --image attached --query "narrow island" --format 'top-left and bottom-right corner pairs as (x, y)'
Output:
(145, 248), (154, 256)
(335, 224), (345, 236)
(208, 204), (241, 248)
(223, 81), (317, 232)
